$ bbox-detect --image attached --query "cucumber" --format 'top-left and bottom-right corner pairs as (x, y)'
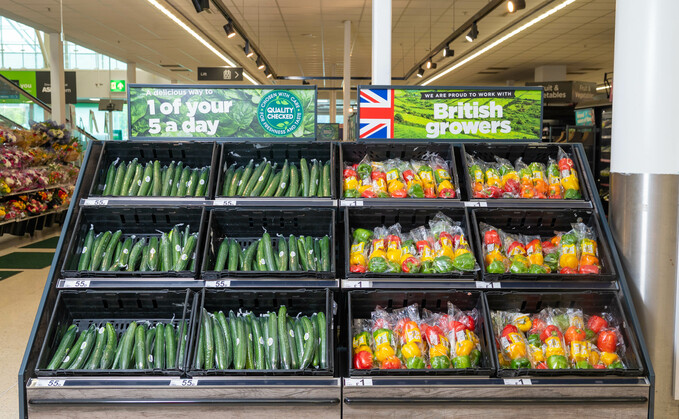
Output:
(320, 236), (331, 271)
(202, 308), (214, 369)
(120, 321), (137, 370)
(250, 162), (272, 197)
(60, 329), (86, 369)
(228, 240), (239, 271)
(300, 158), (310, 197)
(77, 226), (95, 271)
(317, 312), (327, 369)
(214, 238), (229, 271)
(154, 323), (165, 369)
(47, 324), (77, 369)
(314, 239), (322, 272)
(286, 318), (299, 369)
(296, 236), (308, 271)
(100, 230), (122, 271)
(293, 319), (305, 366)
(194, 321), (204, 369)
(262, 171), (282, 197)
(183, 224), (190, 248)
(242, 241), (257, 272)
(145, 327), (156, 368)
(318, 164), (325, 199)
(100, 322), (117, 369)
(170, 162), (183, 196)
(112, 332), (125, 369)
(262, 232), (277, 271)
(134, 325), (147, 370)
(274, 160), (290, 197)
(111, 160), (127, 196)
(322, 161), (331, 197)
(165, 323), (177, 368)
(162, 161), (175, 196)
(212, 316), (227, 369)
(288, 235), (299, 271)
(276, 236), (288, 271)
(242, 160), (266, 196)
(195, 167), (209, 197)
(174, 234), (197, 271)
(256, 239), (267, 271)
(236, 159), (255, 196)
(160, 233), (171, 272)
(311, 314), (320, 368)
(176, 166), (191, 197)
(215, 312), (232, 369)
(248, 314), (265, 370)
(151, 160), (162, 196)
(261, 317), (271, 369)
(102, 160), (117, 196)
(170, 227), (181, 267)
(127, 237), (147, 271)
(138, 162), (153, 196)
(221, 163), (236, 196)
(147, 237), (159, 271)
(91, 231), (112, 271)
(278, 306), (291, 369)
(244, 319), (254, 370)
(267, 312), (279, 369)
(228, 311), (242, 369)
(120, 159), (138, 197)
(305, 236), (317, 271)
(287, 164), (299, 197)
(186, 168), (200, 196)
(68, 325), (96, 370)
(300, 316), (316, 369)
(85, 325), (107, 369)
(126, 162), (143, 196)
(227, 167), (243, 196)
(177, 320), (189, 370)
(308, 160), (319, 197)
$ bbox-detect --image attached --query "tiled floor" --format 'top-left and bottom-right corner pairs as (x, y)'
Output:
(0, 227), (60, 417)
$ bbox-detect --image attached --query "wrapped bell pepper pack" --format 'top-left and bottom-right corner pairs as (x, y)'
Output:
(467, 147), (581, 200)
(479, 222), (601, 275)
(343, 153), (457, 199)
(356, 212), (478, 275)
(352, 303), (482, 370)
(492, 307), (628, 370)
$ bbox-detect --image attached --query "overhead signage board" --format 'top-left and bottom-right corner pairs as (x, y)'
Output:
(128, 84), (316, 140)
(0, 70), (77, 104)
(526, 81), (597, 105)
(575, 108), (595, 126)
(197, 67), (244, 82)
(357, 86), (543, 141)
(110, 79), (126, 92)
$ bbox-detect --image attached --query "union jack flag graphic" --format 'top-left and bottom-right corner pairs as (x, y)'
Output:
(359, 89), (394, 139)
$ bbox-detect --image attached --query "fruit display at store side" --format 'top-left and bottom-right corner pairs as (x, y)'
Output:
(99, 158), (210, 197)
(75, 224), (199, 272)
(350, 212), (477, 274)
(343, 153), (456, 199)
(467, 147), (581, 199)
(480, 222), (601, 275)
(44, 320), (189, 371)
(193, 305), (327, 371)
(352, 303), (483, 370)
(491, 307), (627, 370)
(209, 233), (331, 272)
(220, 157), (331, 197)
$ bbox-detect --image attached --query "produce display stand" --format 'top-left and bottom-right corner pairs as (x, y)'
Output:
(18, 84), (653, 418)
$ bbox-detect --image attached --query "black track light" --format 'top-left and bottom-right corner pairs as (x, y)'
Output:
(243, 40), (254, 58)
(191, 0), (209, 13)
(223, 21), (236, 38)
(466, 22), (479, 42)
(302, 80), (310, 85)
(256, 57), (265, 70)
(507, 0), (526, 13)
(442, 44), (454, 58)
(417, 67), (425, 78)
(266, 71), (273, 79)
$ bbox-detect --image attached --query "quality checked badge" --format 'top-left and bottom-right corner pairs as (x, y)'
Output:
(257, 90), (303, 136)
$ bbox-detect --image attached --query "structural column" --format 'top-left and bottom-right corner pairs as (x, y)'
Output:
(48, 32), (66, 125)
(127, 61), (137, 84)
(343, 20), (351, 141)
(371, 0), (391, 85)
(609, 0), (679, 415)
(329, 91), (336, 123)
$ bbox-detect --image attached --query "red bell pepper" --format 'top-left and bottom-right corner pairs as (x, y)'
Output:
(361, 189), (377, 198)
(390, 189), (408, 198)
(350, 265), (366, 273)
(484, 230), (501, 246)
(587, 315), (608, 334)
(438, 188), (456, 198)
(381, 356), (402, 369)
(353, 351), (373, 369)
(372, 171), (387, 182)
(564, 326), (586, 345)
(559, 267), (577, 274)
(344, 168), (358, 179)
(597, 330), (617, 353)
(459, 314), (475, 331)
(593, 364), (606, 369)
(401, 257), (421, 273)
(502, 324), (518, 339)
(449, 320), (467, 334)
(530, 318), (547, 335)
(578, 264), (600, 274)
(540, 325), (563, 342)
(536, 362), (548, 369)
(507, 241), (526, 257)
(558, 158), (574, 171)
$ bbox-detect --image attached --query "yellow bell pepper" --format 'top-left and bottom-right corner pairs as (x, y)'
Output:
(454, 248), (470, 258)
(498, 353), (511, 367)
(601, 352), (619, 366)
(569, 340), (590, 362)
(355, 344), (372, 355)
(401, 341), (422, 359)
(561, 175), (579, 191)
(438, 245), (455, 259)
(580, 238), (597, 256)
(507, 342), (526, 359)
(485, 250), (506, 266)
(358, 184), (372, 195)
(589, 348), (600, 366)
(386, 247), (402, 264)
(514, 315), (532, 333)
(430, 343), (449, 358)
(436, 179), (454, 193)
(455, 339), (474, 357)
(559, 253), (578, 270)
(529, 345), (544, 362)
(387, 179), (406, 195)
(527, 253), (544, 266)
(545, 336), (566, 358)
(374, 345), (395, 363)
(344, 177), (358, 190)
(369, 249), (386, 261)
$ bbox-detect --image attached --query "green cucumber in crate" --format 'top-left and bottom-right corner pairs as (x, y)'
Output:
(46, 324), (77, 369)
(174, 234), (197, 271)
(300, 316), (316, 369)
(274, 160), (290, 197)
(222, 163), (236, 196)
(322, 161), (331, 197)
(214, 238), (229, 271)
(101, 322), (117, 369)
(68, 324), (97, 370)
(170, 162), (183, 196)
(178, 320), (189, 370)
(84, 325), (107, 369)
(154, 323), (165, 369)
(127, 238), (147, 271)
(276, 236), (288, 271)
(216, 312), (233, 369)
(111, 161), (127, 196)
(127, 163), (143, 196)
(262, 171), (282, 197)
(308, 160), (319, 197)
(77, 226), (95, 271)
(242, 160), (266, 196)
(137, 163), (153, 196)
(244, 319), (254, 370)
(165, 323), (177, 369)
(236, 159), (256, 196)
(286, 318), (299, 369)
(102, 160), (117, 196)
(250, 162), (272, 197)
(120, 159), (138, 197)
(227, 167), (243, 196)
(145, 327), (156, 369)
(288, 235), (299, 271)
(152, 160), (162, 196)
(162, 161), (175, 197)
(228, 240), (239, 271)
(186, 168), (200, 196)
(195, 167), (210, 197)
(300, 158), (310, 197)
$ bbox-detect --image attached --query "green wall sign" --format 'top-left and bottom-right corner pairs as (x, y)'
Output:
(128, 85), (316, 139)
(0, 71), (37, 102)
(357, 86), (543, 141)
(110, 79), (126, 92)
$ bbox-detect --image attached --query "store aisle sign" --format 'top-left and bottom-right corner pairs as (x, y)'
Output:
(128, 85), (316, 139)
(357, 86), (543, 141)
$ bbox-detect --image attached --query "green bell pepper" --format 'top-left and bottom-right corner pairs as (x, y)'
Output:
(433, 256), (455, 273)
(377, 191), (389, 198)
(561, 233), (577, 246)
(408, 183), (425, 198)
(402, 239), (417, 255)
(453, 355), (471, 369)
(529, 264), (548, 274)
(608, 361), (624, 369)
(585, 329), (596, 340)
(552, 314), (569, 332)
(386, 261), (402, 273)
(576, 360), (592, 369)
(509, 260), (528, 274)
(547, 163), (559, 178)
(487, 260), (506, 274)
(544, 253), (559, 272)
(431, 356), (451, 369)
(357, 164), (371, 180)
(344, 189), (360, 198)
(353, 228), (372, 244)
(452, 252), (476, 271)
(368, 256), (389, 273)
(527, 334), (542, 347)
(469, 349), (481, 367)
(564, 189), (582, 200)
(421, 261), (435, 274)
(547, 354), (569, 369)
(405, 356), (426, 369)
(510, 358), (531, 369)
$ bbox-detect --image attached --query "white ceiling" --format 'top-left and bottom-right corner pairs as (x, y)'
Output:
(0, 0), (615, 93)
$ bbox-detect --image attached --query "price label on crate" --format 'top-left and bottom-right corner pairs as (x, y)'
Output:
(214, 199), (237, 206)
(344, 378), (373, 386)
(343, 280), (372, 289)
(206, 280), (230, 288)
(82, 199), (109, 207)
(62, 280), (91, 288)
(35, 379), (65, 387)
(464, 201), (487, 208)
(340, 200), (364, 207)
(170, 379), (199, 387)
(503, 378), (532, 385)
(475, 281), (500, 289)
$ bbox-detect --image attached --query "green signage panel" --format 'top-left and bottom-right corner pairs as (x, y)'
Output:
(0, 71), (37, 102)
(110, 79), (126, 92)
(357, 86), (543, 141)
(128, 84), (317, 140)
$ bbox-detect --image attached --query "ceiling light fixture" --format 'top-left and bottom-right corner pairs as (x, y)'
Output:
(145, 0), (258, 84)
(421, 0), (577, 86)
(465, 22), (479, 42)
(430, 62), (437, 69)
(243, 39), (254, 57)
(425, 58), (432, 69)
(266, 71), (273, 79)
(256, 57), (265, 70)
(223, 21), (237, 38)
(596, 85), (610, 91)
(442, 44), (454, 58)
(191, 0), (209, 13)
(507, 0), (526, 13)
(417, 68), (425, 78)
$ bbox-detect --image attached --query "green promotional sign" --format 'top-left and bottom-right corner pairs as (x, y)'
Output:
(110, 79), (126, 92)
(357, 86), (543, 141)
(128, 85), (316, 139)
(0, 71), (37, 102)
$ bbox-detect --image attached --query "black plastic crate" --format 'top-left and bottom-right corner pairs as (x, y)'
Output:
(35, 289), (197, 376)
(484, 291), (645, 377)
(460, 143), (591, 203)
(215, 142), (336, 198)
(347, 290), (494, 376)
(339, 142), (461, 202)
(188, 288), (334, 376)
(344, 207), (478, 280)
(201, 207), (336, 279)
(471, 208), (616, 281)
(61, 207), (207, 278)
(88, 141), (218, 198)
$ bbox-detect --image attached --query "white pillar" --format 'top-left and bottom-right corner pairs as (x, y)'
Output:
(534, 65), (566, 82)
(371, 0), (391, 85)
(343, 20), (351, 141)
(127, 62), (137, 84)
(329, 91), (336, 123)
(48, 33), (66, 124)
(609, 0), (679, 415)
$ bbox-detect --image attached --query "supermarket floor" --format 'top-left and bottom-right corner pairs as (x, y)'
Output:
(0, 227), (61, 417)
